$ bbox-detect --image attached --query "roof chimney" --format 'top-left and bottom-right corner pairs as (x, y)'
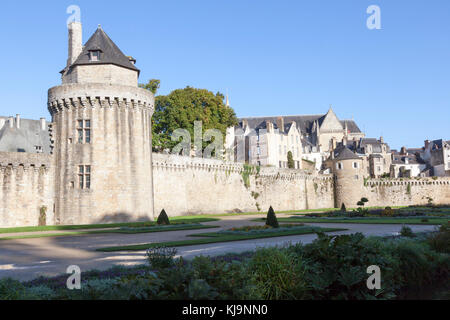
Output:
(8, 116), (13, 128)
(0, 118), (5, 129)
(16, 114), (20, 129)
(400, 146), (407, 155)
(266, 120), (273, 133)
(40, 118), (46, 131)
(331, 137), (337, 151)
(380, 136), (384, 144)
(276, 117), (285, 133)
(424, 140), (430, 149)
(67, 22), (83, 66)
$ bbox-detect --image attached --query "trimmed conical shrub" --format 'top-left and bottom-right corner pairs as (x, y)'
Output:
(341, 203), (347, 212)
(266, 206), (279, 228)
(157, 209), (170, 225)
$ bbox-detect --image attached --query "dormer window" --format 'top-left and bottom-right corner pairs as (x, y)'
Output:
(89, 50), (101, 61)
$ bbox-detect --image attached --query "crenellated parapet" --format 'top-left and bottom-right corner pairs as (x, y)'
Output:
(366, 177), (450, 187)
(48, 83), (154, 115)
(0, 151), (53, 170)
(152, 153), (333, 182)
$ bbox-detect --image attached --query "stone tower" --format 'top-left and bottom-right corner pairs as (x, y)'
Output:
(331, 146), (365, 208)
(48, 23), (155, 224)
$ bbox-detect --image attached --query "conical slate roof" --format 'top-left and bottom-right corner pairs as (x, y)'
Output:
(70, 26), (139, 73)
(333, 145), (360, 160)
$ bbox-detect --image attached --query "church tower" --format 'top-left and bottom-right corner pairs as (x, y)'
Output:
(48, 23), (155, 224)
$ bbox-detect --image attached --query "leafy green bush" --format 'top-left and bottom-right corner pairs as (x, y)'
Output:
(22, 285), (55, 300)
(287, 151), (295, 169)
(0, 278), (25, 300)
(146, 246), (177, 269)
(157, 209), (170, 225)
(299, 232), (396, 300)
(427, 225), (450, 253)
(390, 241), (432, 288)
(400, 226), (415, 238)
(247, 247), (307, 299)
(382, 206), (394, 217)
(265, 206), (279, 228)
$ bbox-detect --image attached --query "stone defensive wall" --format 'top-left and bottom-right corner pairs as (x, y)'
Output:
(0, 152), (55, 227)
(360, 177), (450, 207)
(152, 153), (335, 216)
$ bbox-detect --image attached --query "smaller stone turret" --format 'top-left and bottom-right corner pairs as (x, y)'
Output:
(331, 146), (365, 208)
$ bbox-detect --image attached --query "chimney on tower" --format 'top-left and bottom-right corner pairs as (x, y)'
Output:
(16, 114), (20, 129)
(40, 118), (46, 131)
(67, 22), (83, 66)
(276, 117), (285, 133)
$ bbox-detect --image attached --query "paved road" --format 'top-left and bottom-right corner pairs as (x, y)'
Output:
(0, 216), (437, 281)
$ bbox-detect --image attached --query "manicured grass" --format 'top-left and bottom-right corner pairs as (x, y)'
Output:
(291, 206), (408, 216)
(260, 217), (449, 225)
(96, 227), (346, 252)
(0, 218), (219, 234)
(0, 224), (220, 240)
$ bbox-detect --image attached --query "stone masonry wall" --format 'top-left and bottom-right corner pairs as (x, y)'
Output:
(0, 152), (55, 227)
(152, 153), (335, 216)
(361, 178), (450, 207)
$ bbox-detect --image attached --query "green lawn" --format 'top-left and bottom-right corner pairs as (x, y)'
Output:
(96, 227), (346, 252)
(0, 224), (220, 240)
(0, 218), (219, 234)
(259, 217), (449, 225)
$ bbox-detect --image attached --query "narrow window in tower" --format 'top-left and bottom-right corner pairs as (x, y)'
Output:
(78, 165), (84, 189)
(78, 165), (91, 189)
(85, 165), (91, 189)
(77, 120), (92, 144)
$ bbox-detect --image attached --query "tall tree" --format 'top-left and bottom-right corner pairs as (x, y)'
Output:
(139, 79), (161, 94)
(287, 151), (295, 169)
(150, 86), (238, 153)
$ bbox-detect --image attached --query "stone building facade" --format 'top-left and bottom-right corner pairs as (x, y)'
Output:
(228, 107), (365, 170)
(422, 139), (450, 177)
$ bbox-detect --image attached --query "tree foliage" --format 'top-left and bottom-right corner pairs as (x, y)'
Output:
(266, 206), (279, 228)
(148, 86), (238, 153)
(287, 151), (295, 169)
(157, 209), (170, 225)
(139, 79), (161, 94)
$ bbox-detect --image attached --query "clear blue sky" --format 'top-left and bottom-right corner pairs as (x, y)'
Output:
(0, 0), (448, 150)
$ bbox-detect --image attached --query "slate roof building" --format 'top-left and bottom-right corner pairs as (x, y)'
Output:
(226, 107), (365, 170)
(0, 116), (52, 154)
(391, 147), (428, 178)
(422, 139), (450, 176)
